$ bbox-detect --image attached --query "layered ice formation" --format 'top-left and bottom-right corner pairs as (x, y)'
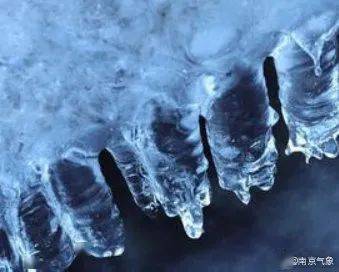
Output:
(0, 0), (337, 271)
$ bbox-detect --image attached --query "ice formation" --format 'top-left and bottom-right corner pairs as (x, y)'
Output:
(0, 0), (337, 271)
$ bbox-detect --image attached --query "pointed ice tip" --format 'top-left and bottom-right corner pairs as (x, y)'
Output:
(284, 148), (291, 156)
(235, 190), (251, 205)
(97, 246), (125, 258)
(180, 206), (204, 239)
(185, 224), (204, 239)
(112, 246), (125, 257)
(258, 180), (274, 192)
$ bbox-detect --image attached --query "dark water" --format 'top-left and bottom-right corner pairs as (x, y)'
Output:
(68, 59), (339, 272)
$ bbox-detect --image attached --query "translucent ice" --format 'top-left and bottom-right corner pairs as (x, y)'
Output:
(18, 186), (75, 271)
(48, 149), (124, 257)
(0, 0), (338, 271)
(273, 19), (338, 161)
(122, 98), (210, 238)
(203, 64), (279, 204)
(108, 131), (160, 216)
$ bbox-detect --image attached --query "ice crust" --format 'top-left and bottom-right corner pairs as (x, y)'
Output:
(0, 0), (337, 271)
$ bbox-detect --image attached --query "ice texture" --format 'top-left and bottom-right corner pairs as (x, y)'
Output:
(48, 149), (124, 257)
(0, 229), (18, 272)
(204, 64), (279, 204)
(18, 186), (75, 271)
(273, 21), (338, 161)
(0, 0), (338, 271)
